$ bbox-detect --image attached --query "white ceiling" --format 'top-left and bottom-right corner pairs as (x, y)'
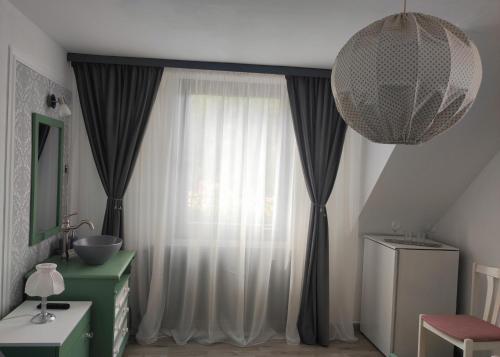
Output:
(9, 0), (500, 68)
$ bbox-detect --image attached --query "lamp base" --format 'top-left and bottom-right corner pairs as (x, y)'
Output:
(31, 312), (56, 324)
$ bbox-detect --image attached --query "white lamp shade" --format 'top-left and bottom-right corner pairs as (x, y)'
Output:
(25, 263), (65, 298)
(58, 97), (72, 117)
(331, 12), (482, 144)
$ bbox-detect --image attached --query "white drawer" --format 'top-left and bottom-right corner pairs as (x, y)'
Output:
(114, 303), (129, 341)
(114, 294), (129, 318)
(115, 280), (130, 314)
(113, 316), (128, 357)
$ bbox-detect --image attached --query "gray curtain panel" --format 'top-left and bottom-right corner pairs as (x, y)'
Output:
(286, 76), (346, 346)
(72, 62), (163, 238)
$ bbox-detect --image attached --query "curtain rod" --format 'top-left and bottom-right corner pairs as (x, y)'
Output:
(67, 53), (332, 79)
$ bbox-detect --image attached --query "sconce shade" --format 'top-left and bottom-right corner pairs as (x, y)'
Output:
(58, 97), (72, 117)
(331, 12), (482, 144)
(25, 263), (64, 298)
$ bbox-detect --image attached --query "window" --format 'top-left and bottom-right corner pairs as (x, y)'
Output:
(125, 69), (308, 345)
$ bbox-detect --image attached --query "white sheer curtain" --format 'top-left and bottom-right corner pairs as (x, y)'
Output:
(125, 68), (310, 346)
(328, 129), (363, 342)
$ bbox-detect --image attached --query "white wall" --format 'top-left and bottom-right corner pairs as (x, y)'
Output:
(0, 0), (70, 314)
(68, 86), (106, 237)
(432, 148), (500, 315)
(359, 139), (394, 207)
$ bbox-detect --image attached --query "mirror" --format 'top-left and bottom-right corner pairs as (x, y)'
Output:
(30, 113), (64, 245)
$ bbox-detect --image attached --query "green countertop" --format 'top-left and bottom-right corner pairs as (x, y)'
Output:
(26, 251), (135, 280)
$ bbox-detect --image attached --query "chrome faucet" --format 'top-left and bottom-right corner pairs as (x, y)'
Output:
(61, 213), (95, 261)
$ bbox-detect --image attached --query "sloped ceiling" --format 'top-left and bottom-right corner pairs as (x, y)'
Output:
(360, 28), (500, 234)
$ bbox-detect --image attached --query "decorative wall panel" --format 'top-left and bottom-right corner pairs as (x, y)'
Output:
(7, 61), (72, 311)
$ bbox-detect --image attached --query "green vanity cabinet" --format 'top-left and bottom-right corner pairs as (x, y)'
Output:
(0, 301), (92, 357)
(29, 251), (135, 357)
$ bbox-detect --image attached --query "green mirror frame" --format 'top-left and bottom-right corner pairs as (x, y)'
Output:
(29, 113), (64, 246)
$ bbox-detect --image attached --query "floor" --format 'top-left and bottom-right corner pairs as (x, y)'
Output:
(124, 334), (383, 357)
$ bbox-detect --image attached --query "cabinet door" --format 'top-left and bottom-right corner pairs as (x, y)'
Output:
(393, 249), (458, 357)
(59, 310), (91, 357)
(361, 239), (397, 356)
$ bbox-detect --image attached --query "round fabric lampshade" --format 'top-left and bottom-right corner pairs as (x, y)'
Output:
(331, 12), (482, 144)
(25, 263), (64, 298)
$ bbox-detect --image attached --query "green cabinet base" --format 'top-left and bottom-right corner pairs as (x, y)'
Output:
(0, 308), (91, 357)
(26, 251), (135, 357)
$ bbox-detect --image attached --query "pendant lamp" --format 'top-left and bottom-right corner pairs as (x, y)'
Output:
(331, 6), (482, 144)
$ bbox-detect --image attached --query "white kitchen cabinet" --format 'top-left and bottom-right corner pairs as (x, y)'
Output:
(361, 235), (459, 357)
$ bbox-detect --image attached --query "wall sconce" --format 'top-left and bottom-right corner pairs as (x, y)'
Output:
(47, 94), (72, 118)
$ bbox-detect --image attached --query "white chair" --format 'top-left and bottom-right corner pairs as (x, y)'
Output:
(418, 263), (500, 357)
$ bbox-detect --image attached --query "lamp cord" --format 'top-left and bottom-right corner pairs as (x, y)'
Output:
(0, 314), (36, 322)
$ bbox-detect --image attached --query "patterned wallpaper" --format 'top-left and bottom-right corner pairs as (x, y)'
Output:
(6, 62), (72, 311)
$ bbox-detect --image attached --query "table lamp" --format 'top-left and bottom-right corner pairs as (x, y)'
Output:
(25, 263), (65, 324)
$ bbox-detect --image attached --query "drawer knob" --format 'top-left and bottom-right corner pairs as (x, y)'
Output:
(84, 331), (94, 339)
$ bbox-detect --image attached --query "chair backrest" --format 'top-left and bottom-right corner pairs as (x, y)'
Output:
(470, 262), (500, 324)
